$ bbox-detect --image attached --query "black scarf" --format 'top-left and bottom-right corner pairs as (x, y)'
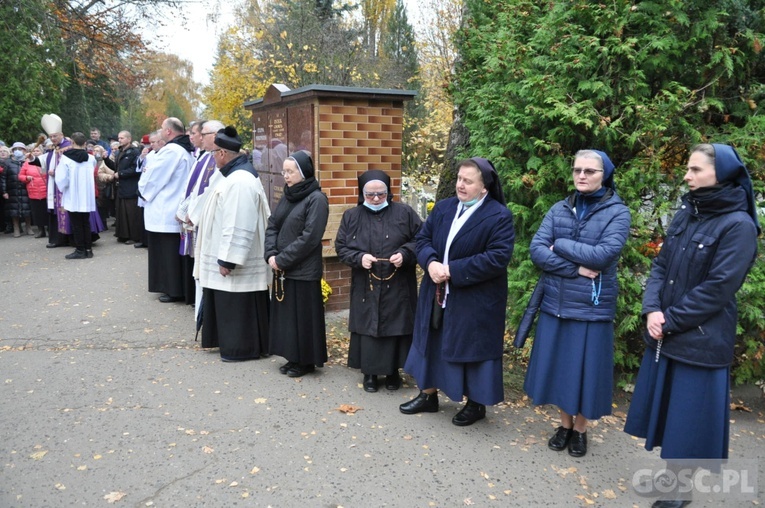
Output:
(284, 176), (321, 203)
(687, 182), (750, 219)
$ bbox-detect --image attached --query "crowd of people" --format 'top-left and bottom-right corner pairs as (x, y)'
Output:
(1, 115), (759, 507)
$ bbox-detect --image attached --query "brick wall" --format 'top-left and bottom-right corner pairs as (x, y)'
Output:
(317, 99), (404, 311)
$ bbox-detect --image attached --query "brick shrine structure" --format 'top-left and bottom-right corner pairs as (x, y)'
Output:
(244, 84), (416, 311)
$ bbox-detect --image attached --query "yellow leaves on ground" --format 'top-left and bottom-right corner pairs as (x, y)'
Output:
(731, 401), (752, 412)
(104, 491), (126, 503)
(551, 464), (578, 478)
(336, 404), (362, 414)
(202, 446), (214, 454)
(30, 450), (48, 460)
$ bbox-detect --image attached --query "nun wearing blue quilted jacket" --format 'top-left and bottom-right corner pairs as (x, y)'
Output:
(524, 149), (631, 458)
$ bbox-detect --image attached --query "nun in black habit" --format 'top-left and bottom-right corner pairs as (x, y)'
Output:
(265, 151), (329, 378)
(335, 170), (422, 392)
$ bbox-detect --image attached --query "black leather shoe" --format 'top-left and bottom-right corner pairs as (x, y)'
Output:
(363, 375), (378, 392)
(46, 242), (62, 248)
(399, 391), (439, 414)
(287, 364), (315, 378)
(452, 400), (486, 426)
(279, 361), (296, 374)
(134, 242), (147, 248)
(568, 430), (587, 457)
(35, 231), (46, 238)
(158, 294), (181, 303)
(86, 249), (94, 258)
(385, 372), (401, 390)
(651, 501), (690, 508)
(548, 426), (573, 451)
(65, 249), (88, 260)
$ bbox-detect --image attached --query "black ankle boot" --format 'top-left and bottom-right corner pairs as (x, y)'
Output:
(385, 372), (401, 390)
(399, 391), (438, 414)
(363, 374), (378, 392)
(452, 399), (486, 426)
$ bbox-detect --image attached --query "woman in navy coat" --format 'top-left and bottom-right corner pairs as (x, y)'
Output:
(524, 150), (631, 457)
(399, 158), (515, 426)
(624, 144), (759, 508)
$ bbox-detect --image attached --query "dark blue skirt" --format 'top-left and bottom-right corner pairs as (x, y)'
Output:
(523, 312), (614, 420)
(624, 348), (730, 459)
(404, 325), (504, 406)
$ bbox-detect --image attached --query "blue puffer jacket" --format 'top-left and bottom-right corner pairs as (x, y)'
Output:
(642, 184), (758, 367)
(530, 189), (631, 322)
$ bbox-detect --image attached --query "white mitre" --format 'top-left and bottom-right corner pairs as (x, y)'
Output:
(41, 114), (63, 135)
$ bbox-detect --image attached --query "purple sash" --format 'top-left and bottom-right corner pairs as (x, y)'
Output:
(179, 153), (215, 256)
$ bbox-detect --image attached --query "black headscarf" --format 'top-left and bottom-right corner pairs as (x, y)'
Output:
(357, 169), (392, 205)
(470, 157), (506, 205)
(284, 150), (320, 203)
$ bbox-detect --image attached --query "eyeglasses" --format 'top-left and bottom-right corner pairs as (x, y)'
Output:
(364, 191), (388, 199)
(281, 169), (298, 176)
(201, 132), (216, 136)
(572, 168), (604, 177)
(209, 149), (220, 153)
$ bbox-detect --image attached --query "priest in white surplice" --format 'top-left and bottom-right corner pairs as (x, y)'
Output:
(194, 126), (271, 362)
(139, 117), (194, 303)
(54, 132), (96, 259)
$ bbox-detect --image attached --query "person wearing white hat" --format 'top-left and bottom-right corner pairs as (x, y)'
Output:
(39, 114), (70, 248)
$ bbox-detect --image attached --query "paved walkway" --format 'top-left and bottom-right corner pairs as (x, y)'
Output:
(1, 232), (763, 507)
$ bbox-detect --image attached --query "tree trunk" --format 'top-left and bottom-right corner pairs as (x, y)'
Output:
(435, 106), (470, 201)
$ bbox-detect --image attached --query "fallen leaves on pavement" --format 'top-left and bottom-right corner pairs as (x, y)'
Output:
(104, 491), (126, 503)
(336, 404), (362, 414)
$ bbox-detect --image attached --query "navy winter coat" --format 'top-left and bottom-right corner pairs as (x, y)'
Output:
(530, 189), (631, 322)
(412, 196), (515, 362)
(642, 184), (758, 367)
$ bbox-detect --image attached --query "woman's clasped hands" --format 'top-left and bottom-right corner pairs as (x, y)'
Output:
(427, 261), (450, 284)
